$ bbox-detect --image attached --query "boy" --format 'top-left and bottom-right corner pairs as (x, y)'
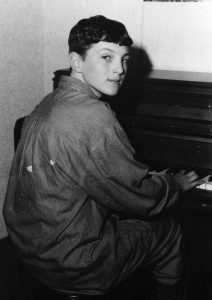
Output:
(3, 15), (202, 299)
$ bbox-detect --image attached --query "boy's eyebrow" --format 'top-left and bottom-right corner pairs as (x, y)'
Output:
(100, 48), (130, 56)
(100, 48), (116, 53)
(123, 53), (130, 57)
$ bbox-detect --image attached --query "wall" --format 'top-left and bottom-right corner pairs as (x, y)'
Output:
(142, 2), (212, 73)
(0, 0), (44, 238)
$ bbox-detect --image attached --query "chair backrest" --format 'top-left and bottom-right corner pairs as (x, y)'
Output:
(14, 117), (26, 151)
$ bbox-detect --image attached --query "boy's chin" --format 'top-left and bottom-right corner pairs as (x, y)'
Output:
(104, 89), (119, 97)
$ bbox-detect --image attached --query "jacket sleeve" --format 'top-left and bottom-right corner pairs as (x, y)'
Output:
(82, 122), (182, 218)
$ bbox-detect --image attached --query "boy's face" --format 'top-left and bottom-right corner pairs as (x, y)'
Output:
(78, 41), (130, 97)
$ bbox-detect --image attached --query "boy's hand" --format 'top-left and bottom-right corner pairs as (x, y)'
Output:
(173, 170), (205, 192)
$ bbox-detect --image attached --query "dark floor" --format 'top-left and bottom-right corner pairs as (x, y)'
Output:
(0, 237), (36, 300)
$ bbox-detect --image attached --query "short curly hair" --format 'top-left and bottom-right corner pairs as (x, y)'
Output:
(68, 15), (133, 57)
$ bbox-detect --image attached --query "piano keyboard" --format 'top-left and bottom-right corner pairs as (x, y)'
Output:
(196, 182), (212, 191)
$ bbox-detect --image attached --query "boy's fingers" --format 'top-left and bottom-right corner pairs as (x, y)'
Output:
(188, 174), (199, 182)
(201, 175), (211, 183)
(186, 170), (196, 177)
(184, 171), (199, 182)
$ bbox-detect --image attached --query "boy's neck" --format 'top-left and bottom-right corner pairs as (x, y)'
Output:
(70, 69), (83, 82)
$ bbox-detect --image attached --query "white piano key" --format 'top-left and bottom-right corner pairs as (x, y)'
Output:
(197, 183), (206, 190)
(205, 182), (212, 191)
(196, 182), (212, 190)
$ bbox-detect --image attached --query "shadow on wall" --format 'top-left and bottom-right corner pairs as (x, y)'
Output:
(107, 46), (152, 114)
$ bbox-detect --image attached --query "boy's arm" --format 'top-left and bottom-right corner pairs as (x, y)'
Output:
(83, 122), (198, 218)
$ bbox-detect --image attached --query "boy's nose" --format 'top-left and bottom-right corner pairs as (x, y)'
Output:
(113, 61), (124, 74)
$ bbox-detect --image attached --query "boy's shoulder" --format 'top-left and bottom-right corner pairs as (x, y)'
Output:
(34, 92), (118, 135)
(79, 96), (116, 122)
(71, 96), (118, 136)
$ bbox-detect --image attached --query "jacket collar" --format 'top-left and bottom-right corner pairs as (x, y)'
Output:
(58, 75), (100, 99)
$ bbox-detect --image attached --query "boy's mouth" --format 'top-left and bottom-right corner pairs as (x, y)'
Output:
(108, 79), (122, 85)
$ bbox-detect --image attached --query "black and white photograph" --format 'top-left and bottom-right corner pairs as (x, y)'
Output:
(1, 0), (212, 299)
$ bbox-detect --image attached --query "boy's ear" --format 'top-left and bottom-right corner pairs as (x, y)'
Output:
(69, 52), (82, 73)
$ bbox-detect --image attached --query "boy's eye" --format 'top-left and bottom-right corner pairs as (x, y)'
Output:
(122, 58), (129, 64)
(102, 55), (111, 60)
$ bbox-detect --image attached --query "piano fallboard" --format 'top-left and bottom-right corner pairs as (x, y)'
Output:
(118, 113), (212, 175)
